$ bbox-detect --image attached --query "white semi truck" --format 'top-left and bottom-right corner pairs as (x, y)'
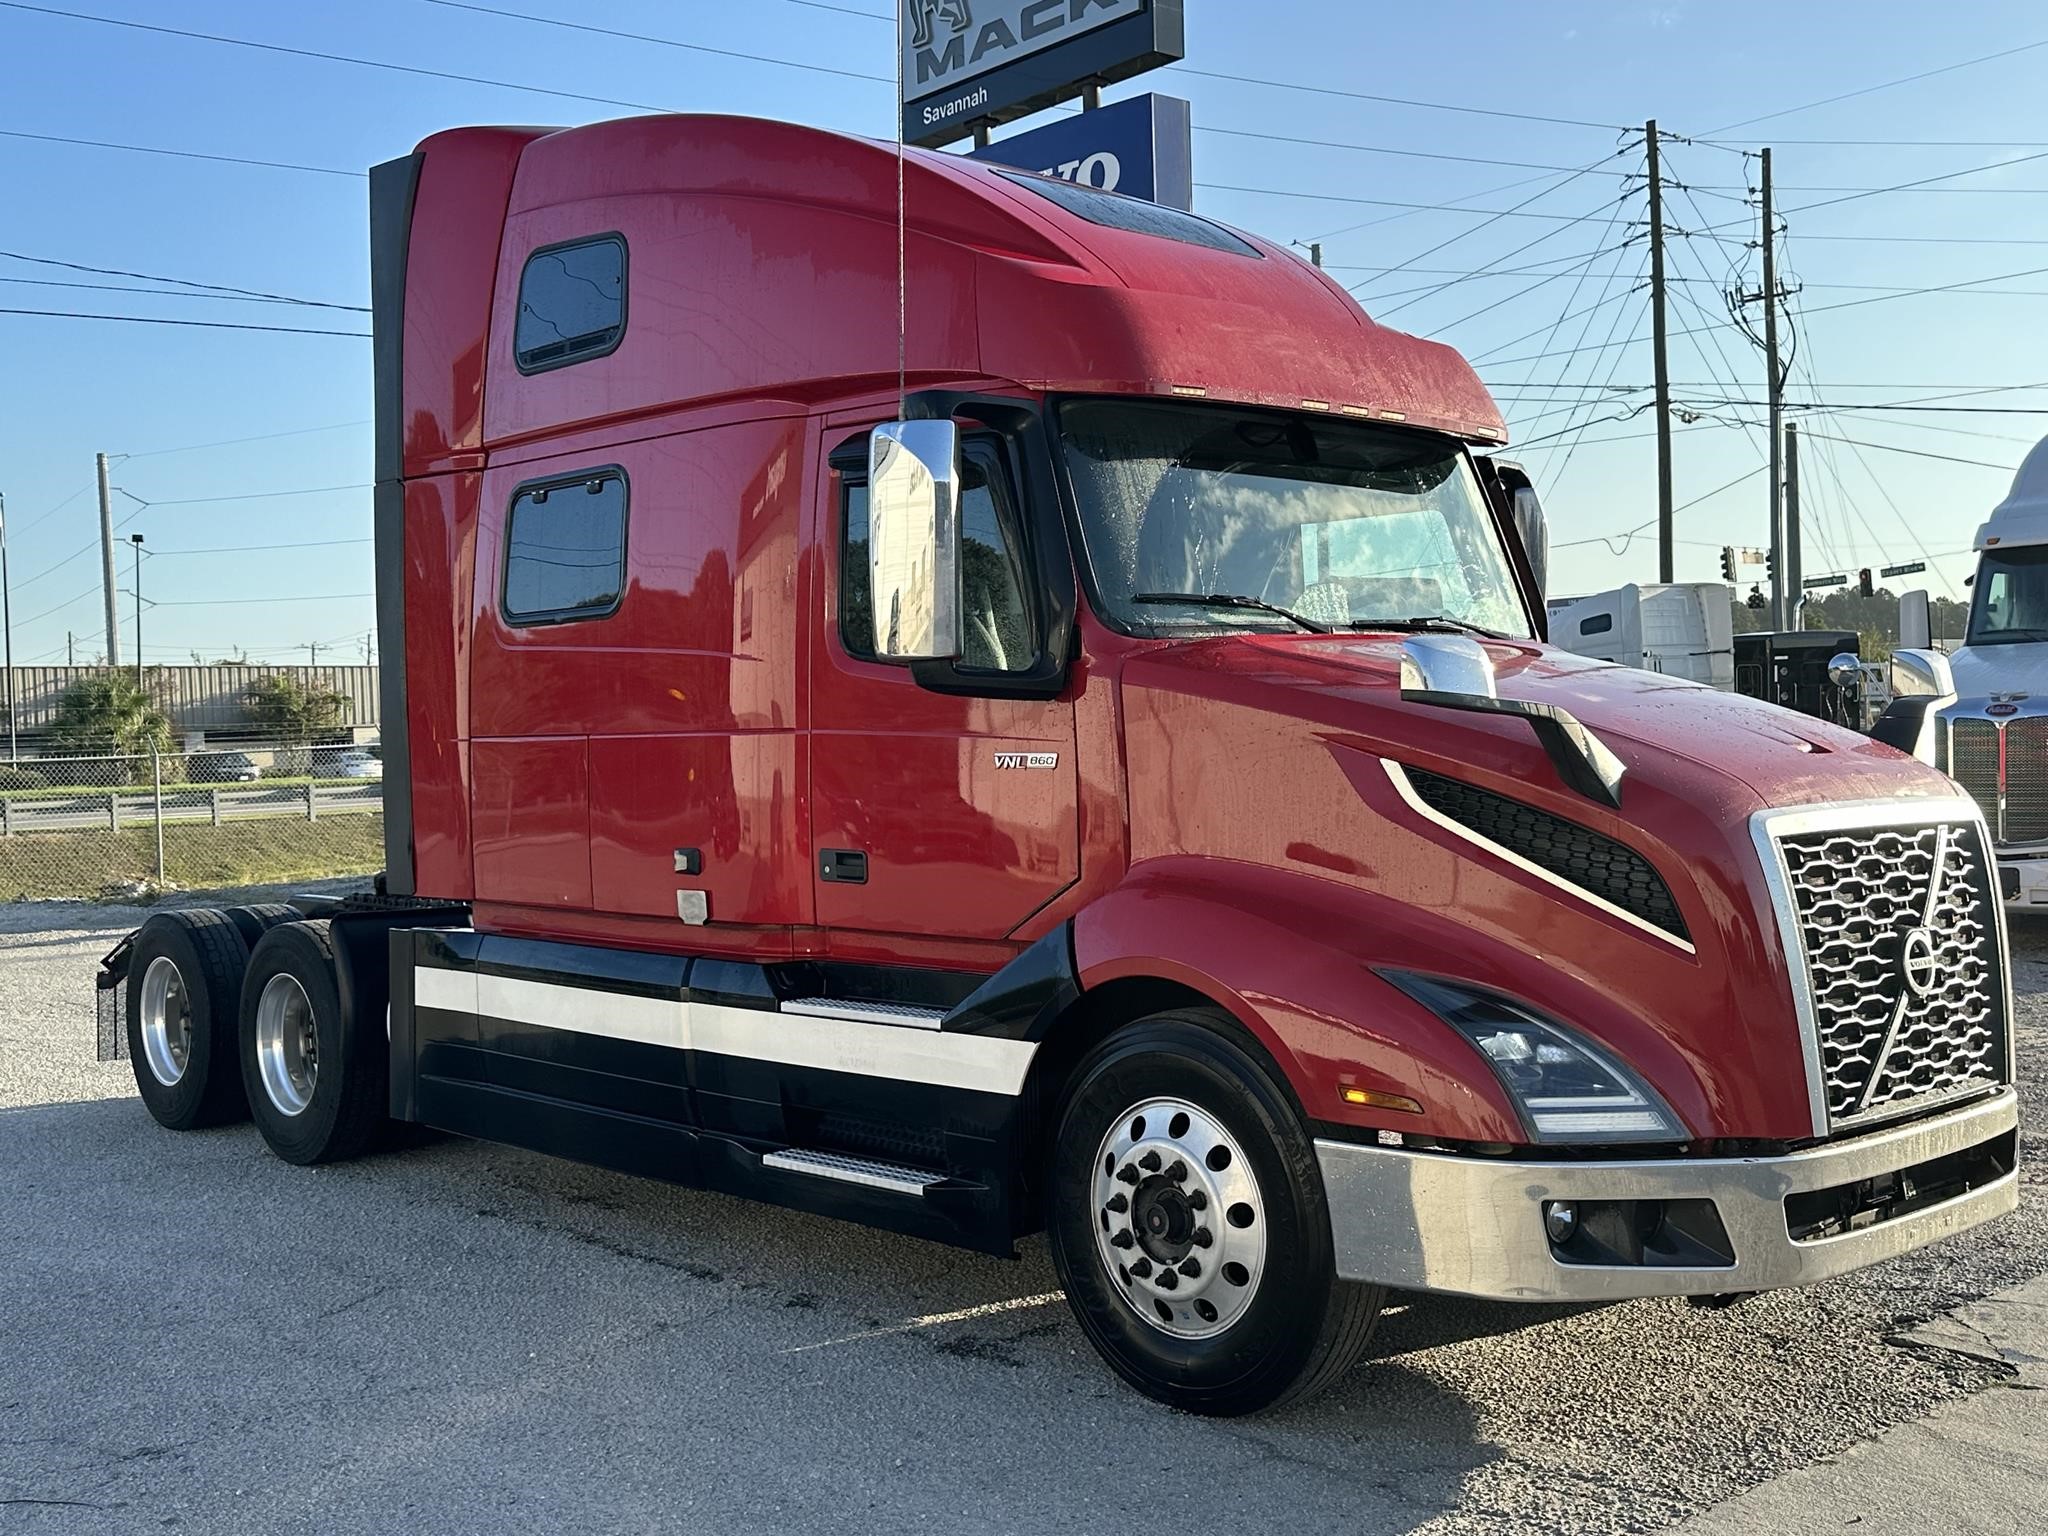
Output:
(1880, 433), (2048, 907)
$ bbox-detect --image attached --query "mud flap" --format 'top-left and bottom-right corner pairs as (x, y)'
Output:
(94, 933), (134, 1062)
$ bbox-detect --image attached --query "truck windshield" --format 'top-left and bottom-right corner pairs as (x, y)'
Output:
(1969, 545), (2048, 645)
(1059, 399), (1533, 638)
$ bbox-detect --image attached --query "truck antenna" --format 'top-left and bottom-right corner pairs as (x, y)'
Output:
(895, 0), (907, 416)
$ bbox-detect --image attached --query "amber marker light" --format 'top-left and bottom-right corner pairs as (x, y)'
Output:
(1341, 1086), (1423, 1114)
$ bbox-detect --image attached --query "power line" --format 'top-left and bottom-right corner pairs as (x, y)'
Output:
(0, 275), (364, 310)
(137, 484), (370, 506)
(1199, 182), (1630, 221)
(1706, 35), (2048, 134)
(0, 248), (366, 309)
(148, 592), (375, 607)
(1796, 263), (2048, 316)
(0, 307), (370, 336)
(1786, 150), (2048, 214)
(0, 1), (676, 113)
(1789, 431), (2015, 471)
(150, 538), (373, 556)
(123, 421), (369, 459)
(422, 0), (890, 85)
(0, 127), (363, 177)
(1191, 124), (1633, 177)
(1171, 66), (1627, 131)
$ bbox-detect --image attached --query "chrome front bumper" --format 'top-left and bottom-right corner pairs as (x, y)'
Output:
(1315, 1089), (2020, 1302)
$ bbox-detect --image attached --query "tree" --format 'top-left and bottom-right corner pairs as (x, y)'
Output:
(47, 672), (175, 761)
(244, 672), (352, 743)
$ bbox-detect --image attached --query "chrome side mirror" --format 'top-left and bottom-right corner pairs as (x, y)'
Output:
(1889, 647), (1956, 700)
(1512, 486), (1549, 601)
(1827, 652), (1863, 691)
(868, 420), (962, 661)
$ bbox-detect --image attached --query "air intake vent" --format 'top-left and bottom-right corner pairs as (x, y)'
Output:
(1405, 768), (1690, 942)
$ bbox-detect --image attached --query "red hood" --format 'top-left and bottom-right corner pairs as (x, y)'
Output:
(1111, 634), (1968, 1143)
(1137, 633), (1951, 813)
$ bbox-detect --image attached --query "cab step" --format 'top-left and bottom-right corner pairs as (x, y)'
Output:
(779, 997), (946, 1029)
(760, 1148), (943, 1195)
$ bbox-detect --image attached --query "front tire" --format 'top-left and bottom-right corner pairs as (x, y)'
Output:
(1047, 1010), (1384, 1416)
(238, 920), (385, 1165)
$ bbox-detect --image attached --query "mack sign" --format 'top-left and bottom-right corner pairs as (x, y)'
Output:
(902, 0), (1186, 148)
(969, 93), (1193, 208)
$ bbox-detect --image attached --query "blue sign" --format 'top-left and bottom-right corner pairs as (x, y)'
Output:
(968, 93), (1193, 210)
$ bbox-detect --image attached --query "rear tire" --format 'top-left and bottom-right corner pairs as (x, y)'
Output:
(124, 911), (251, 1130)
(1046, 1009), (1385, 1416)
(238, 920), (385, 1165)
(222, 903), (300, 951)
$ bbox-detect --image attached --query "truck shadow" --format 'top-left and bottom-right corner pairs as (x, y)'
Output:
(4, 1093), (1509, 1534)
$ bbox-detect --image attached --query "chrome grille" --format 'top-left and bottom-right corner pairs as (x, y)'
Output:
(1772, 813), (2006, 1133)
(2004, 719), (2048, 843)
(1948, 719), (1999, 829)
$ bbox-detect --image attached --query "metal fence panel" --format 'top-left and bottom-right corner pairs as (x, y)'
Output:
(0, 743), (385, 899)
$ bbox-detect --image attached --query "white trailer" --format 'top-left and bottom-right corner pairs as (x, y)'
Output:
(1546, 583), (1735, 689)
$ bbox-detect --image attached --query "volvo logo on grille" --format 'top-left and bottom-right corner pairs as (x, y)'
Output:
(1899, 926), (1940, 999)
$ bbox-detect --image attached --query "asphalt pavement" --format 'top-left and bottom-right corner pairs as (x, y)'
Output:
(1, 895), (2042, 1536)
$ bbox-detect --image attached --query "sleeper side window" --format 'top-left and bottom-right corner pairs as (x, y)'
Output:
(514, 234), (627, 373)
(838, 439), (1034, 671)
(503, 469), (628, 626)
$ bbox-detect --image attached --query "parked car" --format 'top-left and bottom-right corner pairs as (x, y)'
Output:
(186, 751), (261, 783)
(313, 747), (382, 780)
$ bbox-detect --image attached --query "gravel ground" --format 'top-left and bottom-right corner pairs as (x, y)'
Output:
(0, 897), (2040, 1536)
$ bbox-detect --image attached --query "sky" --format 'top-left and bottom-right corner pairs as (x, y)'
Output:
(2, 0), (2045, 667)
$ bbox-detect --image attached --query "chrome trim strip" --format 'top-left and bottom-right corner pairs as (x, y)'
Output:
(1747, 795), (1999, 1140)
(1381, 758), (1695, 955)
(1316, 1088), (2019, 1301)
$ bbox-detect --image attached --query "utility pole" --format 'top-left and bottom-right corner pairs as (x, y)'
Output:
(1784, 421), (1801, 629)
(1308, 242), (1324, 269)
(307, 642), (319, 668)
(1647, 120), (1674, 584)
(66, 631), (74, 667)
(0, 490), (14, 763)
(96, 452), (121, 668)
(129, 535), (145, 689)
(1760, 149), (1787, 630)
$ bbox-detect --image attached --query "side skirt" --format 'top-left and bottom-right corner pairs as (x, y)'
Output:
(389, 927), (1076, 1257)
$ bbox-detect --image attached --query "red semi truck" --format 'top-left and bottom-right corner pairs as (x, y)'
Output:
(100, 115), (2019, 1415)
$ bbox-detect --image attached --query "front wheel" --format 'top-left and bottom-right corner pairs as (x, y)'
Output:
(1047, 1011), (1384, 1416)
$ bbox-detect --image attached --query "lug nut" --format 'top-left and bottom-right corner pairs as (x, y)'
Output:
(1111, 1229), (1134, 1250)
(1192, 1227), (1212, 1248)
(1138, 1150), (1162, 1172)
(1130, 1257), (1153, 1279)
(1187, 1190), (1208, 1211)
(1165, 1159), (1187, 1184)
(1115, 1164), (1140, 1186)
(1178, 1257), (1200, 1278)
(1105, 1193), (1129, 1214)
(1155, 1268), (1178, 1291)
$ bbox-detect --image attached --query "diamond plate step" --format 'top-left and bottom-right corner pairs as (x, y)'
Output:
(761, 1148), (942, 1195)
(780, 997), (946, 1029)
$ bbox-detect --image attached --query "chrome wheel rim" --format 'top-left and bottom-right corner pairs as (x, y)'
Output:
(1091, 1096), (1268, 1340)
(254, 973), (318, 1117)
(138, 955), (192, 1088)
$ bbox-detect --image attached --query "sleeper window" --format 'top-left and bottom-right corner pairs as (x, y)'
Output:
(504, 471), (627, 625)
(840, 443), (1033, 670)
(514, 234), (627, 373)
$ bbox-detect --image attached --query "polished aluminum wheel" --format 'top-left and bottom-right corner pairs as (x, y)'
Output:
(137, 955), (192, 1088)
(254, 973), (318, 1117)
(1091, 1096), (1268, 1340)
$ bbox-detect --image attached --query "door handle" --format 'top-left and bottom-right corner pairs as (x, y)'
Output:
(819, 849), (868, 885)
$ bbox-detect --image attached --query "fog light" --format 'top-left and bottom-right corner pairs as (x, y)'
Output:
(1544, 1201), (1577, 1244)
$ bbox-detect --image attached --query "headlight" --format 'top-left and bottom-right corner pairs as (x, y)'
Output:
(1385, 973), (1685, 1144)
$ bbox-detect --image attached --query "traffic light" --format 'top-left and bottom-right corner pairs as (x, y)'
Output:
(1720, 545), (1737, 582)
(1747, 585), (1767, 611)
(1858, 568), (1874, 598)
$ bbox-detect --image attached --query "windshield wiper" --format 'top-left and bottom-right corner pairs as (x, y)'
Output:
(1133, 592), (1332, 635)
(1346, 614), (1510, 640)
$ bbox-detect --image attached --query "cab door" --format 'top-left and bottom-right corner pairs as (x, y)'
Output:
(809, 427), (1078, 942)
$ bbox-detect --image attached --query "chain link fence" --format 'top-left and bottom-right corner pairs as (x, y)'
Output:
(0, 742), (384, 899)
